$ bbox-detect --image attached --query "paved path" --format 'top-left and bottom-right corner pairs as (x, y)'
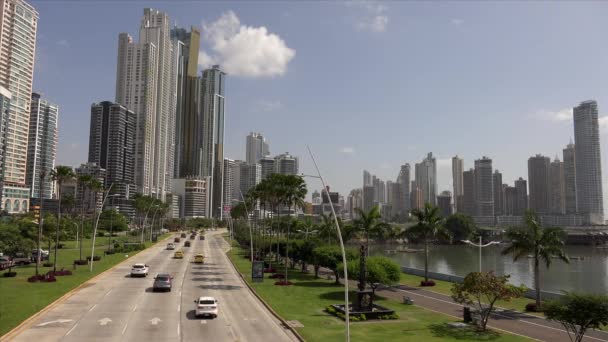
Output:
(9, 230), (297, 342)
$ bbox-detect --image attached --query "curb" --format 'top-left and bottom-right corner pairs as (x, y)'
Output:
(1, 234), (172, 341)
(222, 240), (305, 342)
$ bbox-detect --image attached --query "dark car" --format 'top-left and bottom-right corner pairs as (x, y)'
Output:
(153, 273), (172, 292)
(199, 235), (205, 240)
(190, 235), (195, 240)
(174, 237), (180, 243)
(184, 241), (191, 247)
(181, 233), (187, 238)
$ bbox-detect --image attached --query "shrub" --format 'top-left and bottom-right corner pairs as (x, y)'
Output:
(325, 306), (337, 314)
(526, 302), (542, 312)
(263, 267), (276, 273)
(42, 262), (53, 267)
(48, 269), (72, 276)
(420, 280), (436, 287)
(3, 271), (17, 277)
(86, 256), (101, 261)
(105, 250), (116, 255)
(380, 313), (400, 320)
(28, 275), (44, 282)
(274, 280), (293, 286)
(74, 259), (88, 265)
(269, 273), (285, 279)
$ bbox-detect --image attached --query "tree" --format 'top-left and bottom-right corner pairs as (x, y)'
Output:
(445, 213), (476, 242)
(51, 165), (75, 273)
(281, 175), (307, 284)
(0, 224), (35, 274)
(340, 256), (401, 297)
(451, 272), (526, 331)
(406, 203), (450, 282)
(98, 208), (129, 232)
(544, 292), (608, 342)
(501, 210), (569, 310)
(354, 205), (392, 254)
(313, 245), (357, 284)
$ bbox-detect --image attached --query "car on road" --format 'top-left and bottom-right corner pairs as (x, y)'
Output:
(195, 296), (219, 318)
(194, 254), (204, 264)
(153, 273), (172, 292)
(190, 235), (195, 240)
(181, 233), (187, 238)
(130, 263), (149, 277)
(174, 237), (181, 243)
(199, 235), (205, 240)
(184, 241), (191, 247)
(166, 243), (176, 250)
(173, 250), (184, 259)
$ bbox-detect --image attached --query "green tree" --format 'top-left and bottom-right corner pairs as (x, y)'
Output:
(445, 213), (476, 242)
(407, 203), (450, 282)
(51, 165), (75, 273)
(99, 208), (129, 232)
(451, 272), (526, 331)
(544, 292), (608, 342)
(313, 245), (357, 284)
(501, 210), (569, 310)
(0, 224), (35, 274)
(340, 256), (401, 297)
(354, 205), (392, 253)
(282, 175), (307, 283)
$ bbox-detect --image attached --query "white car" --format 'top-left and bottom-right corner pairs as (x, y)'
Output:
(195, 296), (219, 318)
(130, 263), (149, 277)
(166, 243), (176, 250)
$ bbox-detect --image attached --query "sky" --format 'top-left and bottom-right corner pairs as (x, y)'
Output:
(31, 0), (608, 213)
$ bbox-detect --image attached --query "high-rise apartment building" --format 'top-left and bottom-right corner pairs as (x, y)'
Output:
(260, 156), (275, 180)
(549, 157), (565, 215)
(239, 163), (261, 197)
(452, 156), (464, 213)
(474, 157), (494, 217)
(528, 154), (550, 214)
(348, 188), (363, 219)
(0, 86), (11, 209)
(75, 163), (106, 213)
(492, 170), (503, 216)
(246, 132), (270, 164)
(363, 170), (371, 187)
(514, 177), (528, 215)
(274, 152), (298, 175)
(504, 186), (517, 215)
(397, 164), (411, 215)
(25, 93), (58, 199)
(562, 142), (577, 214)
(573, 100), (604, 224)
(222, 158), (238, 209)
(116, 9), (175, 200)
(0, 0), (38, 213)
(172, 177), (209, 218)
(415, 152), (437, 206)
(87, 101), (136, 213)
(363, 185), (374, 212)
(462, 169), (475, 216)
(437, 190), (452, 217)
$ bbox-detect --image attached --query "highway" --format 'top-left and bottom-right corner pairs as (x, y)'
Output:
(10, 230), (297, 342)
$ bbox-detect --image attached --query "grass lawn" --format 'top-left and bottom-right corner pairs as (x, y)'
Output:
(0, 234), (170, 336)
(227, 245), (531, 342)
(399, 273), (540, 316)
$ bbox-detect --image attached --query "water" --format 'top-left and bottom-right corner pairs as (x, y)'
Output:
(369, 244), (608, 294)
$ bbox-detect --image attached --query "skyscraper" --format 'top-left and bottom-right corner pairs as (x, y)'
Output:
(87, 101), (136, 205)
(25, 93), (58, 199)
(504, 186), (517, 215)
(415, 152), (437, 206)
(116, 9), (175, 200)
(549, 157), (565, 215)
(260, 156), (275, 180)
(0, 86), (11, 209)
(462, 169), (475, 216)
(397, 164), (411, 214)
(528, 154), (550, 214)
(246, 132), (270, 164)
(222, 158), (237, 210)
(514, 177), (528, 215)
(452, 156), (464, 213)
(562, 142), (577, 214)
(437, 191), (452, 217)
(0, 0), (38, 213)
(200, 65), (226, 218)
(239, 163), (261, 197)
(474, 157), (494, 217)
(274, 152), (298, 175)
(363, 170), (371, 187)
(492, 170), (503, 216)
(573, 100), (604, 224)
(363, 185), (374, 212)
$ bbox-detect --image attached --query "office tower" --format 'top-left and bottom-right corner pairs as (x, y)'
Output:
(514, 177), (528, 215)
(230, 160), (243, 203)
(410, 182), (423, 210)
(372, 176), (380, 202)
(562, 142), (577, 214)
(75, 163), (106, 212)
(116, 9), (175, 199)
(528, 154), (550, 214)
(386, 180), (394, 205)
(415, 152), (437, 206)
(239, 163), (261, 196)
(0, 0), (38, 213)
(397, 164), (411, 214)
(504, 186), (517, 215)
(87, 101), (136, 205)
(199, 65), (226, 218)
(25, 93), (58, 199)
(437, 191), (452, 217)
(348, 188), (363, 219)
(462, 169), (475, 216)
(363, 170), (371, 187)
(222, 158), (238, 210)
(246, 132), (270, 164)
(378, 179), (386, 203)
(573, 100), (604, 224)
(452, 156), (464, 213)
(492, 170), (503, 216)
(363, 185), (374, 212)
(259, 156), (275, 180)
(172, 177), (209, 218)
(474, 157), (494, 217)
(549, 157), (565, 215)
(171, 26), (201, 179)
(274, 152), (298, 175)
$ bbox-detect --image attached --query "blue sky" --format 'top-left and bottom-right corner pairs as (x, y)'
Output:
(31, 1), (608, 211)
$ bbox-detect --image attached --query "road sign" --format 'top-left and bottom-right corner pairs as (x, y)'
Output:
(252, 260), (264, 283)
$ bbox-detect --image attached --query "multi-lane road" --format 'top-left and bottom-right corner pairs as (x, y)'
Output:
(10, 230), (298, 342)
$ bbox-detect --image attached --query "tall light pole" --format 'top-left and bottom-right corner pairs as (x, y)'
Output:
(304, 145), (350, 342)
(238, 191), (254, 262)
(150, 205), (162, 242)
(461, 236), (501, 273)
(140, 203), (158, 243)
(90, 184), (114, 272)
(106, 194), (120, 250)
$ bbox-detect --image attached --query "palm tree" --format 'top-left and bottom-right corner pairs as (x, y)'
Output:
(354, 205), (392, 255)
(282, 175), (307, 283)
(501, 210), (569, 310)
(407, 203), (449, 283)
(51, 166), (75, 273)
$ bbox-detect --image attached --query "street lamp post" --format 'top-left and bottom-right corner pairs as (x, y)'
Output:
(140, 204), (158, 243)
(238, 191), (254, 262)
(106, 194), (120, 251)
(150, 205), (162, 242)
(90, 184), (114, 272)
(461, 236), (501, 273)
(304, 145), (350, 342)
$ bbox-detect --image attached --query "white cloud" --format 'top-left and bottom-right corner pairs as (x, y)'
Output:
(56, 39), (70, 47)
(536, 108), (573, 122)
(199, 11), (295, 78)
(255, 99), (283, 112)
(339, 147), (356, 155)
(349, 1), (389, 33)
(600, 116), (608, 131)
(451, 18), (464, 25)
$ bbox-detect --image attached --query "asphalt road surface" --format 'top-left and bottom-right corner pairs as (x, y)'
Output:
(10, 230), (297, 342)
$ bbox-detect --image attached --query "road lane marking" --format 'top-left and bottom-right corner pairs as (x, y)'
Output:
(201, 320), (207, 325)
(88, 304), (97, 312)
(150, 317), (161, 325)
(98, 317), (112, 326)
(177, 324), (180, 336)
(104, 289), (112, 297)
(37, 319), (73, 327)
(132, 305), (137, 312)
(177, 304), (181, 312)
(122, 322), (128, 335)
(65, 323), (78, 336)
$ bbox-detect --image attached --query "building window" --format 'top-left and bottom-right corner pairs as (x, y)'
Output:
(21, 200), (27, 212)
(4, 199), (10, 211)
(13, 199), (19, 211)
